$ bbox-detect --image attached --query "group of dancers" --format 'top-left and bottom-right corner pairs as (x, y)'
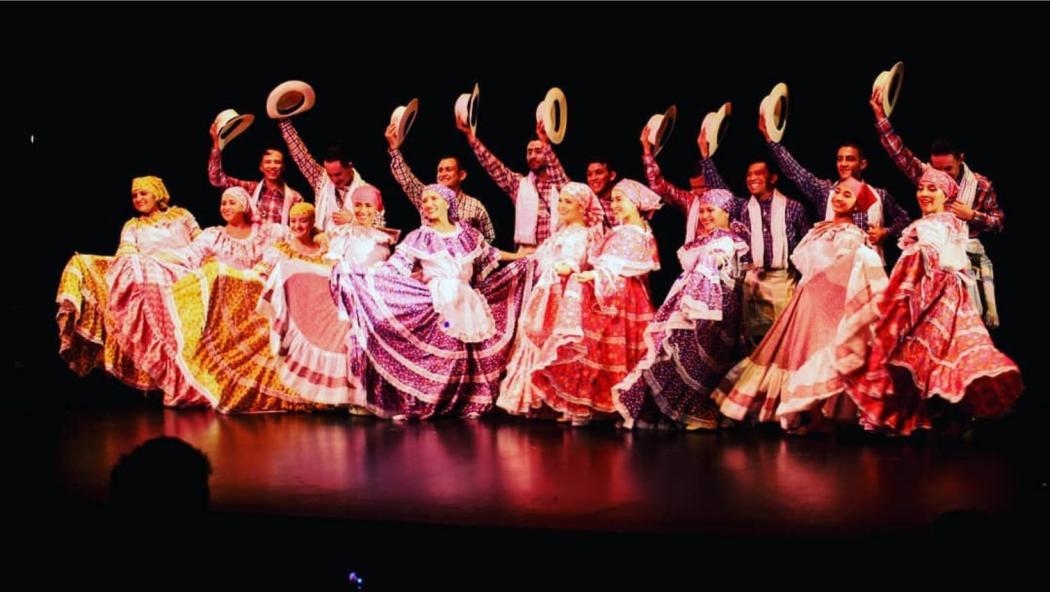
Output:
(56, 76), (1022, 435)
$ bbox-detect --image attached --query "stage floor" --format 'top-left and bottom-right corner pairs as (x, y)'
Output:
(45, 397), (1038, 537)
(15, 385), (1046, 587)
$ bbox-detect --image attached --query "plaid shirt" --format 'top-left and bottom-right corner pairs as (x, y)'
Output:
(595, 189), (616, 228)
(768, 141), (909, 237)
(468, 136), (569, 245)
(642, 153), (704, 214)
(207, 145), (302, 225)
(279, 119), (354, 209)
(388, 148), (496, 243)
(876, 116), (1004, 237)
(700, 158), (810, 270)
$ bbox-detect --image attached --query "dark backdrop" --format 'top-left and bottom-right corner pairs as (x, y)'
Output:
(15, 4), (1045, 412)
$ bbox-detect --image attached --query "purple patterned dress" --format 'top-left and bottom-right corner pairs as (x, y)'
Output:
(331, 224), (531, 419)
(613, 228), (750, 429)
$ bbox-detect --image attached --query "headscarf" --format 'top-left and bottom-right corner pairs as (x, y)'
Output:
(289, 202), (316, 219)
(612, 178), (663, 219)
(422, 183), (459, 223)
(698, 188), (736, 215)
(350, 184), (384, 211)
(351, 184), (386, 226)
(559, 182), (604, 228)
(919, 167), (960, 202)
(221, 186), (253, 220)
(131, 175), (171, 210)
(833, 177), (878, 212)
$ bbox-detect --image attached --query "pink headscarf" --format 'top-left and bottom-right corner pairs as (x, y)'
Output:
(834, 177), (878, 212)
(919, 167), (960, 202)
(351, 184), (384, 211)
(559, 182), (604, 227)
(612, 178), (663, 219)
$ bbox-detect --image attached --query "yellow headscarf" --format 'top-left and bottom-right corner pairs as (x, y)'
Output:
(289, 202), (316, 219)
(131, 176), (171, 210)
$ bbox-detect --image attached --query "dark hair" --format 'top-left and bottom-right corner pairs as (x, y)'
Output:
(748, 158), (781, 179)
(837, 141), (866, 161)
(586, 156), (617, 173)
(437, 155), (465, 170)
(930, 138), (963, 159)
(323, 145), (353, 167)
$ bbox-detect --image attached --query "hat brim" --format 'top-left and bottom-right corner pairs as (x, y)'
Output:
(646, 105), (677, 157)
(455, 83), (480, 136)
(217, 113), (255, 150)
(390, 98), (419, 149)
(761, 82), (789, 143)
(468, 83), (479, 135)
(873, 62), (904, 117)
(701, 102), (731, 157)
(542, 87), (568, 145)
(266, 80), (316, 119)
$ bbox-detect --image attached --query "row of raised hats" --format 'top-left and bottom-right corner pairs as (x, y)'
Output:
(214, 63), (903, 155)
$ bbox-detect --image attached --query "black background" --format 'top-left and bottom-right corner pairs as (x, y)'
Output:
(15, 4), (1044, 413)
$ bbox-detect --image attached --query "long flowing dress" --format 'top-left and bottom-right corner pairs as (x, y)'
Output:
(497, 223), (603, 415)
(106, 222), (283, 405)
(255, 225), (397, 407)
(836, 213), (1023, 434)
(530, 223), (660, 423)
(332, 224), (530, 419)
(614, 228), (749, 429)
(712, 222), (888, 429)
(56, 207), (200, 387)
(160, 227), (390, 414)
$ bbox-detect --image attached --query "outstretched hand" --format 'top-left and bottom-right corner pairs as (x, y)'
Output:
(697, 128), (711, 160)
(455, 113), (475, 141)
(640, 125), (653, 156)
(384, 122), (400, 150)
(870, 88), (886, 119)
(758, 104), (770, 142)
(536, 119), (549, 145)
